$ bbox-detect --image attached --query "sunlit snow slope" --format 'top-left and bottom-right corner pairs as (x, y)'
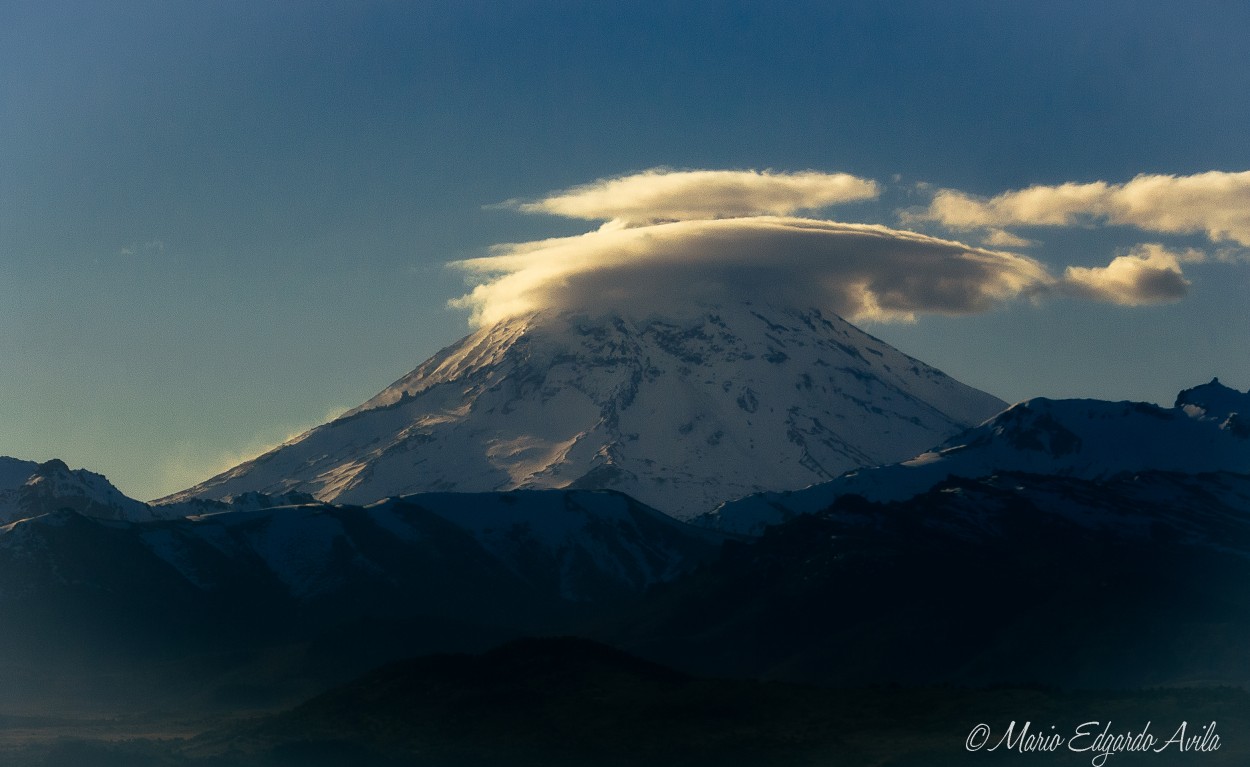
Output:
(163, 304), (1005, 518)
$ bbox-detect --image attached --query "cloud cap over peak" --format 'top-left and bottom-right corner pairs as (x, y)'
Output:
(450, 217), (1053, 327)
(509, 168), (880, 225)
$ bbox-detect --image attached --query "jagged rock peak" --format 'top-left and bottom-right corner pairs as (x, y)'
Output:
(1176, 377), (1250, 423)
(0, 456), (159, 524)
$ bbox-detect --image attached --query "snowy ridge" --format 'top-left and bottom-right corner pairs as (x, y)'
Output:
(158, 490), (320, 518)
(0, 457), (162, 524)
(161, 303), (1005, 519)
(704, 378), (1250, 534)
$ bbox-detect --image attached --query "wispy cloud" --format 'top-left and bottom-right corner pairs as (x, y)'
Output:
(917, 170), (1250, 246)
(506, 168), (880, 226)
(118, 239), (167, 257)
(153, 405), (349, 500)
(981, 229), (1036, 248)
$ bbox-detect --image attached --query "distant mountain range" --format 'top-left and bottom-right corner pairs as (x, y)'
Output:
(613, 468), (1250, 690)
(3, 375), (1247, 705)
(703, 377), (1250, 534)
(0, 488), (719, 712)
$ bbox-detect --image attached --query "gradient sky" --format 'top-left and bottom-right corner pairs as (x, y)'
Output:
(3, 0), (1249, 500)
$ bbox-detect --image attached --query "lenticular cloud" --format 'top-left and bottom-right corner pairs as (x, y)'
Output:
(451, 215), (1055, 326)
(507, 168), (880, 225)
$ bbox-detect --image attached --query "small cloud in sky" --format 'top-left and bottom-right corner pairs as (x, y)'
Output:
(505, 168), (880, 226)
(917, 170), (1250, 246)
(118, 239), (167, 257)
(1061, 244), (1194, 306)
(1209, 246), (1250, 264)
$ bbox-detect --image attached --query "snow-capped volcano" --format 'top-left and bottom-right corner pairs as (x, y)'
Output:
(162, 303), (1005, 518)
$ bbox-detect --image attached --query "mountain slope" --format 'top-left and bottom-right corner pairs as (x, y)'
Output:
(704, 378), (1250, 534)
(162, 304), (1005, 518)
(616, 470), (1250, 690)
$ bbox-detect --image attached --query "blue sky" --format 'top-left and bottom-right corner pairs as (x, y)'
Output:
(3, 1), (1249, 500)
